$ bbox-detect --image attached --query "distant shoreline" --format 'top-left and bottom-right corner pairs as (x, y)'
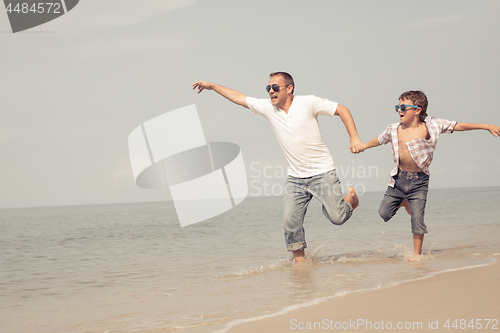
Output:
(2, 185), (500, 210)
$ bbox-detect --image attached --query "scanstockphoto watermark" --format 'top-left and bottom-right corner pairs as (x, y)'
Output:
(3, 0), (80, 33)
(290, 318), (499, 330)
(128, 105), (248, 227)
(249, 161), (379, 197)
(290, 318), (424, 330)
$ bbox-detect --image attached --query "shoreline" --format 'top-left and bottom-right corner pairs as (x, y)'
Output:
(223, 258), (500, 333)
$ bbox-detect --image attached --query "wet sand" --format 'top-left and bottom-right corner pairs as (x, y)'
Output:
(227, 260), (500, 332)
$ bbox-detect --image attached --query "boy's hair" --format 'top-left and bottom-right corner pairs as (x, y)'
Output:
(270, 72), (295, 94)
(399, 90), (428, 121)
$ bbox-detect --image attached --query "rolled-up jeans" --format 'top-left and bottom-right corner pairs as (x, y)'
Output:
(379, 168), (429, 234)
(283, 169), (353, 252)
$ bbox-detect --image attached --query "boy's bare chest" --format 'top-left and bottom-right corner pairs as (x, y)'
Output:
(398, 125), (430, 147)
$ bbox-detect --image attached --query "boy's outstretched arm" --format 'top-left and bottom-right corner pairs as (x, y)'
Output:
(454, 123), (500, 137)
(351, 137), (381, 154)
(192, 81), (249, 109)
(335, 104), (363, 152)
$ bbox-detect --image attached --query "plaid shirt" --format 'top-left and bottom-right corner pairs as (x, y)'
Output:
(378, 116), (457, 187)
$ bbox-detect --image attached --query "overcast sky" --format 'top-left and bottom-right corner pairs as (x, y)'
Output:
(1, 0), (499, 209)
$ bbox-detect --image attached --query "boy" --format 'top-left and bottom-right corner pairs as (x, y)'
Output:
(352, 90), (499, 255)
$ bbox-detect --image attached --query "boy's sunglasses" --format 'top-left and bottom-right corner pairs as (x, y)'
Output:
(266, 84), (288, 93)
(395, 104), (419, 112)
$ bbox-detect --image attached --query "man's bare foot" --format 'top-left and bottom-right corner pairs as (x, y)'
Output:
(293, 249), (305, 264)
(398, 198), (411, 215)
(295, 257), (306, 265)
(344, 186), (359, 209)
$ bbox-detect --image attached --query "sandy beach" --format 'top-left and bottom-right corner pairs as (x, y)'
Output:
(226, 259), (500, 333)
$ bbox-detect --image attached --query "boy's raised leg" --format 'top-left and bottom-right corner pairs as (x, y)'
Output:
(413, 233), (424, 255)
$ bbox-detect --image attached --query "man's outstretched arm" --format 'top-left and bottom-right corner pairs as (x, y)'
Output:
(454, 123), (500, 137)
(192, 81), (248, 109)
(335, 104), (363, 152)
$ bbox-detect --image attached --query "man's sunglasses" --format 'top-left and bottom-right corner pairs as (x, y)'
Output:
(395, 104), (419, 112)
(266, 84), (288, 93)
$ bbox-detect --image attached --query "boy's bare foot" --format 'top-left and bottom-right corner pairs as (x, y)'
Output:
(398, 198), (411, 215)
(407, 254), (419, 262)
(344, 187), (359, 209)
(413, 233), (424, 255)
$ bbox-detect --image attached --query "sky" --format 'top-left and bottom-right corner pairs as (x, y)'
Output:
(1, 0), (499, 209)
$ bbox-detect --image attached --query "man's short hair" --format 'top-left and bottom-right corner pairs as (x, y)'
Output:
(399, 90), (428, 121)
(270, 72), (295, 94)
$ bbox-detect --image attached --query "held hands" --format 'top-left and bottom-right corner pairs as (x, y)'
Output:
(349, 137), (364, 154)
(192, 81), (214, 94)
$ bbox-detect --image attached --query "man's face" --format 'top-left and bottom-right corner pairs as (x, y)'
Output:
(268, 75), (290, 107)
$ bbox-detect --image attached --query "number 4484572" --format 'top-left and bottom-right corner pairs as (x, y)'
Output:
(5, 2), (62, 14)
(444, 319), (498, 330)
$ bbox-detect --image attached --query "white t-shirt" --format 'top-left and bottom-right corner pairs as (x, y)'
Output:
(246, 95), (338, 178)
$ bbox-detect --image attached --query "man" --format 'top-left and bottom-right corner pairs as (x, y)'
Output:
(193, 72), (361, 263)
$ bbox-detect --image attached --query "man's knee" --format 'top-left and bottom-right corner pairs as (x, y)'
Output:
(322, 205), (349, 225)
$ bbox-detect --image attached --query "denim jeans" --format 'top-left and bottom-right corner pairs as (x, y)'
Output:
(283, 169), (353, 251)
(379, 168), (429, 234)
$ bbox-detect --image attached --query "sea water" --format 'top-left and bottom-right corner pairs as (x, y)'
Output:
(1, 186), (499, 333)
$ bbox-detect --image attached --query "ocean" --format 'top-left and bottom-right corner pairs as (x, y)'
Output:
(1, 186), (499, 333)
